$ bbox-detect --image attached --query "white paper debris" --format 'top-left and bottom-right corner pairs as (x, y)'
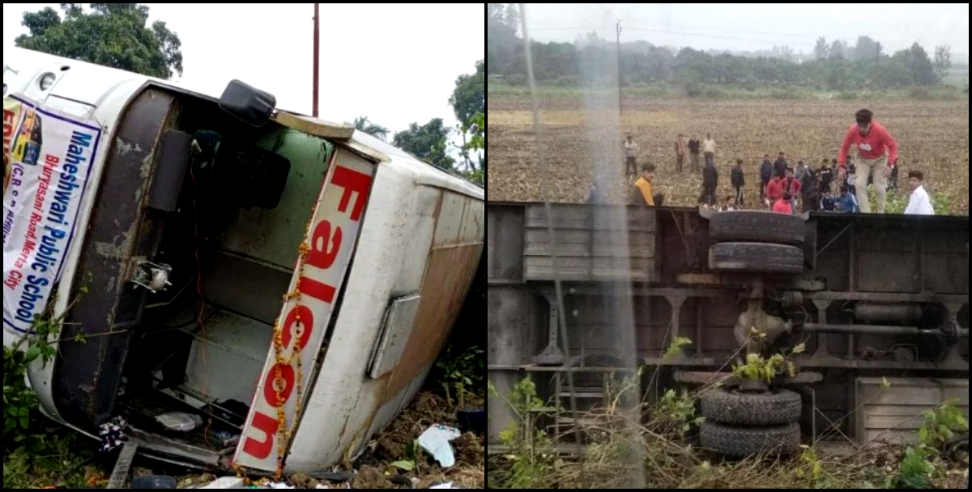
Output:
(155, 411), (203, 432)
(417, 424), (461, 467)
(430, 482), (455, 489)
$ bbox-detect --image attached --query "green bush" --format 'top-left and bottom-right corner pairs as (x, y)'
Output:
(433, 344), (485, 408)
(908, 87), (931, 99)
(771, 88), (801, 100)
(891, 399), (968, 488)
(488, 377), (558, 489)
(930, 191), (952, 215)
(685, 82), (703, 97)
(505, 73), (527, 86)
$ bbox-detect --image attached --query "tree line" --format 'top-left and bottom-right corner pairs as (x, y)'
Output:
(488, 4), (955, 91)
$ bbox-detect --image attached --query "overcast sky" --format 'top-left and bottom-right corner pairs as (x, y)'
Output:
(518, 3), (969, 60)
(3, 3), (484, 145)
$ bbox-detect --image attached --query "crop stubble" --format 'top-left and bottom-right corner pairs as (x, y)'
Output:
(488, 93), (969, 215)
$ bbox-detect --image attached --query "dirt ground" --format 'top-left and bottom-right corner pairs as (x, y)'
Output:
(118, 391), (484, 489)
(487, 91), (969, 215)
(351, 390), (485, 489)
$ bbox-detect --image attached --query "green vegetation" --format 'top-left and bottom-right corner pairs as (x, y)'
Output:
(450, 60), (485, 178)
(15, 4), (182, 79)
(731, 341), (804, 383)
(352, 116), (390, 141)
(892, 400), (969, 488)
(490, 4), (958, 94)
(433, 344), (485, 409)
(487, 377), (559, 489)
(3, 274), (101, 489)
(488, 78), (966, 102)
(489, 334), (968, 488)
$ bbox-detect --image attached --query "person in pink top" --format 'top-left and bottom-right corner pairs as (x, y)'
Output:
(837, 108), (899, 213)
(772, 193), (793, 214)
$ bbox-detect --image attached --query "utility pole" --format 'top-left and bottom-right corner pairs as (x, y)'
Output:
(313, 3), (319, 118)
(616, 20), (622, 115)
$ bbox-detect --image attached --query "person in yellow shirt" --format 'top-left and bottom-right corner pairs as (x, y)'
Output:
(633, 163), (656, 206)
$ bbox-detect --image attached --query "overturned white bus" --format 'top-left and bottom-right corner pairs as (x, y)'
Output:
(3, 47), (483, 477)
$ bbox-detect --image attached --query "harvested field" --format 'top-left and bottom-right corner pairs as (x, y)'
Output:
(488, 90), (969, 215)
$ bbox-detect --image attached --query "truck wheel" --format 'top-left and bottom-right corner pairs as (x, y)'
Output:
(700, 387), (802, 426)
(709, 211), (805, 245)
(699, 421), (801, 458)
(709, 242), (804, 274)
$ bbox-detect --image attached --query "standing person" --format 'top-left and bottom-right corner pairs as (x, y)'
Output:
(836, 186), (860, 213)
(731, 158), (745, 206)
(699, 156), (718, 206)
(888, 161), (900, 192)
(623, 134), (639, 177)
(703, 133), (716, 168)
(801, 165), (819, 212)
(837, 108), (899, 213)
(587, 182), (601, 204)
(675, 134), (687, 173)
(759, 154), (773, 202)
(785, 167), (802, 214)
(820, 182), (837, 211)
(765, 168), (786, 208)
(846, 164), (857, 197)
(818, 158), (834, 195)
(773, 151), (788, 179)
(633, 163), (657, 206)
(795, 160), (809, 182)
(903, 170), (934, 215)
(688, 135), (701, 172)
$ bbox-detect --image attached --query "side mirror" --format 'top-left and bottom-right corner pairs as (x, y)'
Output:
(218, 79), (275, 127)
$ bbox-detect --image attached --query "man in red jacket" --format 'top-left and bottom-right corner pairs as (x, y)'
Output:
(837, 108), (899, 213)
(764, 168), (786, 208)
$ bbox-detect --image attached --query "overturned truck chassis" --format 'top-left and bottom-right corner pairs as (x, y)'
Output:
(487, 203), (969, 451)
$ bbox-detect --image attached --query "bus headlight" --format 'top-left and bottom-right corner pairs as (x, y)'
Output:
(38, 72), (56, 91)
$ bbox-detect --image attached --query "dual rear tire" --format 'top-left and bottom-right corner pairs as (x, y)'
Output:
(698, 386), (802, 457)
(707, 211), (806, 274)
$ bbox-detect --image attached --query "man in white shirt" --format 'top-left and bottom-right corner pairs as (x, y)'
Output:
(903, 170), (934, 215)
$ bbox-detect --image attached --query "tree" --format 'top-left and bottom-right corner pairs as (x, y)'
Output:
(771, 45), (795, 63)
(828, 40), (848, 60)
(15, 3), (183, 79)
(813, 37), (829, 60)
(459, 112), (484, 186)
(853, 36), (881, 61)
(392, 118), (455, 171)
(449, 60), (484, 172)
(352, 116), (389, 140)
(934, 45), (951, 83)
(487, 3), (519, 75)
(906, 43), (937, 85)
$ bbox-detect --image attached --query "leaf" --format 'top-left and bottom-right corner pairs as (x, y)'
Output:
(880, 376), (891, 389)
(24, 345), (41, 362)
(786, 361), (796, 378)
(390, 460), (414, 471)
(792, 343), (805, 354)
